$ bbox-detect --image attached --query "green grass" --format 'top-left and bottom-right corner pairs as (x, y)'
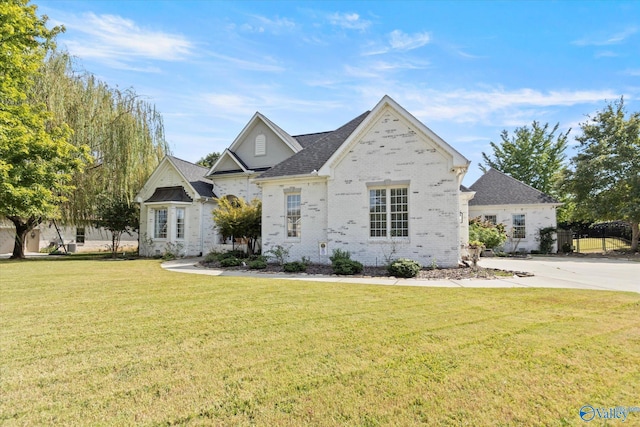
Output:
(573, 237), (631, 253)
(1, 259), (638, 426)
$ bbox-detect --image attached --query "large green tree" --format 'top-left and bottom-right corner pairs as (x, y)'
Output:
(32, 52), (169, 224)
(564, 98), (640, 251)
(481, 121), (570, 197)
(0, 0), (88, 258)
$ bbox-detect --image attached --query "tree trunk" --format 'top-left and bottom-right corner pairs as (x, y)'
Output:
(8, 216), (42, 259)
(632, 221), (639, 252)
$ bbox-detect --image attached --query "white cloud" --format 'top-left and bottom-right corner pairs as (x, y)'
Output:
(241, 14), (296, 33)
(202, 92), (345, 120)
(328, 12), (371, 31)
(407, 88), (622, 123)
(388, 30), (431, 51)
(362, 29), (431, 56)
(572, 27), (638, 46)
(205, 52), (285, 72)
(55, 12), (194, 69)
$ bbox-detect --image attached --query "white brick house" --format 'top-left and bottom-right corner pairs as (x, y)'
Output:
(136, 95), (559, 264)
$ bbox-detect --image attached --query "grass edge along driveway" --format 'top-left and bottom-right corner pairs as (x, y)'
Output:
(1, 259), (638, 426)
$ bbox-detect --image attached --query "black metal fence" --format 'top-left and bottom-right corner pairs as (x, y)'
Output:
(558, 221), (632, 253)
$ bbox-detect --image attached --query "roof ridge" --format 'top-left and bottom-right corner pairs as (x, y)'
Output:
(292, 130), (333, 138)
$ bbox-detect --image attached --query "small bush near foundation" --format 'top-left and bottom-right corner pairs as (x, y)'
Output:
(329, 249), (363, 275)
(387, 258), (421, 278)
(332, 259), (363, 275)
(248, 259), (267, 269)
(219, 257), (242, 267)
(283, 261), (307, 273)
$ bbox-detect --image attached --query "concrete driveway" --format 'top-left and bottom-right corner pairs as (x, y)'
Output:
(162, 256), (639, 293)
(479, 256), (639, 293)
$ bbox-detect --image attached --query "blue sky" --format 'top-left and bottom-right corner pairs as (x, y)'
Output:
(37, 0), (639, 185)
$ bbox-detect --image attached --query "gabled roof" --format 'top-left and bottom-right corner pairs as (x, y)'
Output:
(257, 111), (371, 179)
(469, 168), (559, 206)
(318, 95), (469, 176)
(207, 149), (250, 176)
(167, 156), (215, 198)
(228, 112), (302, 154)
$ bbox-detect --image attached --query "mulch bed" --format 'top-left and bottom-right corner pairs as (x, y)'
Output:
(199, 261), (531, 280)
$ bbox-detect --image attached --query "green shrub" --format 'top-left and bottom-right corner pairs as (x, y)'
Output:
(332, 259), (363, 275)
(204, 251), (219, 263)
(283, 261), (307, 273)
(329, 249), (352, 263)
(387, 258), (421, 278)
(537, 227), (557, 254)
(248, 259), (267, 269)
(265, 245), (289, 266)
(328, 249), (363, 275)
(469, 218), (507, 249)
(219, 257), (242, 267)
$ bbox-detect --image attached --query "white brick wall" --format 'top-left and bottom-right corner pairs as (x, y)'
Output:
(469, 204), (558, 253)
(261, 109), (465, 268)
(261, 178), (329, 264)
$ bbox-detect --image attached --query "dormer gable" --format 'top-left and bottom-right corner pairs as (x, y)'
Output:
(207, 149), (250, 176)
(209, 112), (302, 174)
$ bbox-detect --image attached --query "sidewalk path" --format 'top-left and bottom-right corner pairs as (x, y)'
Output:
(161, 256), (639, 293)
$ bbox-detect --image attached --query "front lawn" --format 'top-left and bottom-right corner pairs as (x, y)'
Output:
(1, 259), (638, 426)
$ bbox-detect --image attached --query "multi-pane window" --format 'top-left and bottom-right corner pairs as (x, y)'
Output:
(369, 189), (387, 237)
(370, 187), (408, 238)
(176, 208), (185, 239)
(512, 214), (526, 239)
(390, 188), (409, 237)
(484, 215), (497, 225)
(286, 194), (301, 238)
(76, 227), (85, 244)
(154, 208), (167, 239)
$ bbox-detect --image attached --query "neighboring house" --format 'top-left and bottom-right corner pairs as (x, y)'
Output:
(0, 220), (138, 254)
(468, 168), (562, 253)
(136, 95), (560, 265)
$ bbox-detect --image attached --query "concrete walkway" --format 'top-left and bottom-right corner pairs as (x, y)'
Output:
(161, 256), (639, 293)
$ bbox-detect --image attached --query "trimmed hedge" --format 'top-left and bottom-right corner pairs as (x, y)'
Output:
(387, 258), (421, 278)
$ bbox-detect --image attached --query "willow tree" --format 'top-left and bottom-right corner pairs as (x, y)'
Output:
(31, 52), (169, 224)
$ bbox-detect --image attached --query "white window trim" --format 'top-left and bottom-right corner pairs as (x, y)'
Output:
(285, 193), (301, 240)
(368, 185), (410, 240)
(512, 214), (526, 239)
(175, 207), (186, 240)
(153, 208), (168, 240)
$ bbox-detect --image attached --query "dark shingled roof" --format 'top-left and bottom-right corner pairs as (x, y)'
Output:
(469, 168), (559, 206)
(294, 131), (334, 148)
(258, 111), (370, 179)
(145, 186), (193, 203)
(168, 156), (216, 198)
